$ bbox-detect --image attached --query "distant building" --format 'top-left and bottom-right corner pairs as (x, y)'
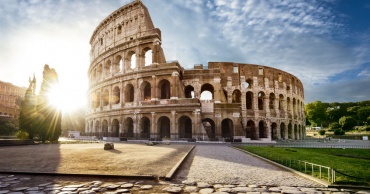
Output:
(0, 80), (27, 118)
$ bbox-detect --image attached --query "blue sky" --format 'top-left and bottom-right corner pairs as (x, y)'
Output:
(0, 0), (369, 108)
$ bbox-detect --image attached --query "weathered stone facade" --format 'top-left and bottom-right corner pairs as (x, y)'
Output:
(86, 0), (306, 142)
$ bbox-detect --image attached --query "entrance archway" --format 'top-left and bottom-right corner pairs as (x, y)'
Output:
(221, 119), (233, 139)
(202, 118), (215, 140)
(178, 116), (192, 139)
(158, 116), (170, 139)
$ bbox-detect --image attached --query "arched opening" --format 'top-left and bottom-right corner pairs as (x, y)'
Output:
(202, 118), (215, 140)
(112, 86), (120, 104)
(158, 116), (170, 139)
(102, 119), (108, 137)
(258, 92), (265, 110)
(269, 93), (276, 109)
(287, 97), (291, 112)
(102, 89), (109, 106)
(223, 90), (228, 102)
(280, 123), (286, 139)
(140, 81), (151, 101)
(104, 60), (111, 77)
(259, 120), (267, 138)
(139, 117), (150, 139)
(125, 84), (134, 102)
(130, 54), (137, 69)
(158, 79), (170, 99)
(245, 78), (253, 89)
(112, 119), (119, 137)
(294, 124), (298, 140)
(246, 91), (253, 109)
(115, 55), (123, 73)
(95, 121), (100, 138)
(184, 85), (195, 98)
(123, 117), (134, 138)
(178, 116), (192, 139)
(200, 84), (214, 100)
(97, 64), (102, 80)
(293, 98), (297, 118)
(221, 119), (233, 139)
(271, 122), (278, 140)
(279, 94), (284, 110)
(288, 123), (292, 139)
(246, 120), (257, 139)
(144, 49), (152, 66)
(298, 125), (302, 140)
(232, 90), (241, 103)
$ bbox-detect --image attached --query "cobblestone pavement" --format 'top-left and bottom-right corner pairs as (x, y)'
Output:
(0, 174), (369, 194)
(174, 145), (323, 187)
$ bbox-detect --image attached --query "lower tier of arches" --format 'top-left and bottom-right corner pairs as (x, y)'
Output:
(86, 113), (306, 141)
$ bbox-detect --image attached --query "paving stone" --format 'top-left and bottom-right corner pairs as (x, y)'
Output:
(27, 187), (40, 191)
(231, 187), (254, 193)
(224, 184), (235, 188)
(281, 189), (305, 194)
(91, 188), (101, 192)
(64, 184), (85, 188)
(198, 188), (214, 194)
(38, 183), (53, 187)
(61, 187), (77, 191)
(115, 189), (130, 193)
(162, 186), (182, 193)
(46, 184), (61, 188)
(181, 180), (196, 186)
(0, 190), (9, 194)
(184, 186), (198, 193)
(12, 187), (29, 191)
(0, 185), (8, 188)
(247, 192), (261, 194)
(44, 187), (62, 191)
(28, 191), (45, 194)
(79, 190), (96, 194)
(268, 187), (281, 192)
(357, 191), (370, 194)
(7, 192), (23, 194)
(332, 192), (351, 194)
(103, 192), (117, 194)
(219, 187), (232, 192)
(197, 182), (211, 188)
(106, 184), (120, 190)
(47, 190), (60, 194)
(248, 185), (258, 188)
(213, 192), (229, 194)
(213, 184), (224, 189)
(77, 188), (89, 192)
(120, 183), (134, 188)
(140, 185), (153, 190)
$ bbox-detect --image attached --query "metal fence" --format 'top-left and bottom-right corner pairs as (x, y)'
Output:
(273, 157), (335, 183)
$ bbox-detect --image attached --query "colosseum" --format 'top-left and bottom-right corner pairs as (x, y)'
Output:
(86, 0), (306, 142)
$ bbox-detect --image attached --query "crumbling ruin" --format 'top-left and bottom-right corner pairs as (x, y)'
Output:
(86, 0), (306, 142)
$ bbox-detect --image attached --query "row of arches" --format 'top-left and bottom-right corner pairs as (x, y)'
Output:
(90, 48), (153, 83)
(87, 116), (305, 141)
(91, 79), (171, 108)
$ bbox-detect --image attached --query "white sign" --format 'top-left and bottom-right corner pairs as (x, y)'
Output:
(233, 113), (240, 117)
(215, 114), (221, 118)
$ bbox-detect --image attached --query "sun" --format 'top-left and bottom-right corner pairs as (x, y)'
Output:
(47, 84), (85, 113)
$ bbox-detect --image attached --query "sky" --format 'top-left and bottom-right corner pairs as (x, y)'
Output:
(0, 0), (369, 111)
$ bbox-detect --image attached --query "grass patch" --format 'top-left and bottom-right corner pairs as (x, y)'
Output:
(236, 146), (370, 186)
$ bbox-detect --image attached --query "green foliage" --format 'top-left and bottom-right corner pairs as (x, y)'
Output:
(357, 106), (370, 122)
(305, 101), (328, 127)
(339, 116), (357, 131)
(329, 122), (341, 130)
(0, 117), (18, 136)
(16, 131), (29, 140)
(19, 65), (62, 142)
(334, 129), (345, 135)
(318, 129), (326, 136)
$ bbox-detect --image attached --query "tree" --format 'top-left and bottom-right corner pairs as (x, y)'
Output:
(357, 106), (370, 124)
(19, 76), (37, 139)
(37, 65), (62, 142)
(0, 117), (18, 136)
(305, 101), (328, 127)
(339, 116), (357, 131)
(318, 129), (326, 136)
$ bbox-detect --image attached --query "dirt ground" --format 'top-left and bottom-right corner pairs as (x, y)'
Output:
(0, 143), (193, 177)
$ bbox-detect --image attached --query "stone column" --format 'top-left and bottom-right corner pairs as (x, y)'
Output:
(151, 112), (156, 139)
(120, 81), (124, 108)
(171, 111), (176, 139)
(151, 75), (157, 100)
(171, 72), (179, 99)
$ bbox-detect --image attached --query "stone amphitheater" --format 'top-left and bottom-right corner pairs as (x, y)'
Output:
(85, 0), (306, 142)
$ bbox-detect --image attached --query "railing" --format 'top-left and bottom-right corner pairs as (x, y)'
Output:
(274, 157), (335, 183)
